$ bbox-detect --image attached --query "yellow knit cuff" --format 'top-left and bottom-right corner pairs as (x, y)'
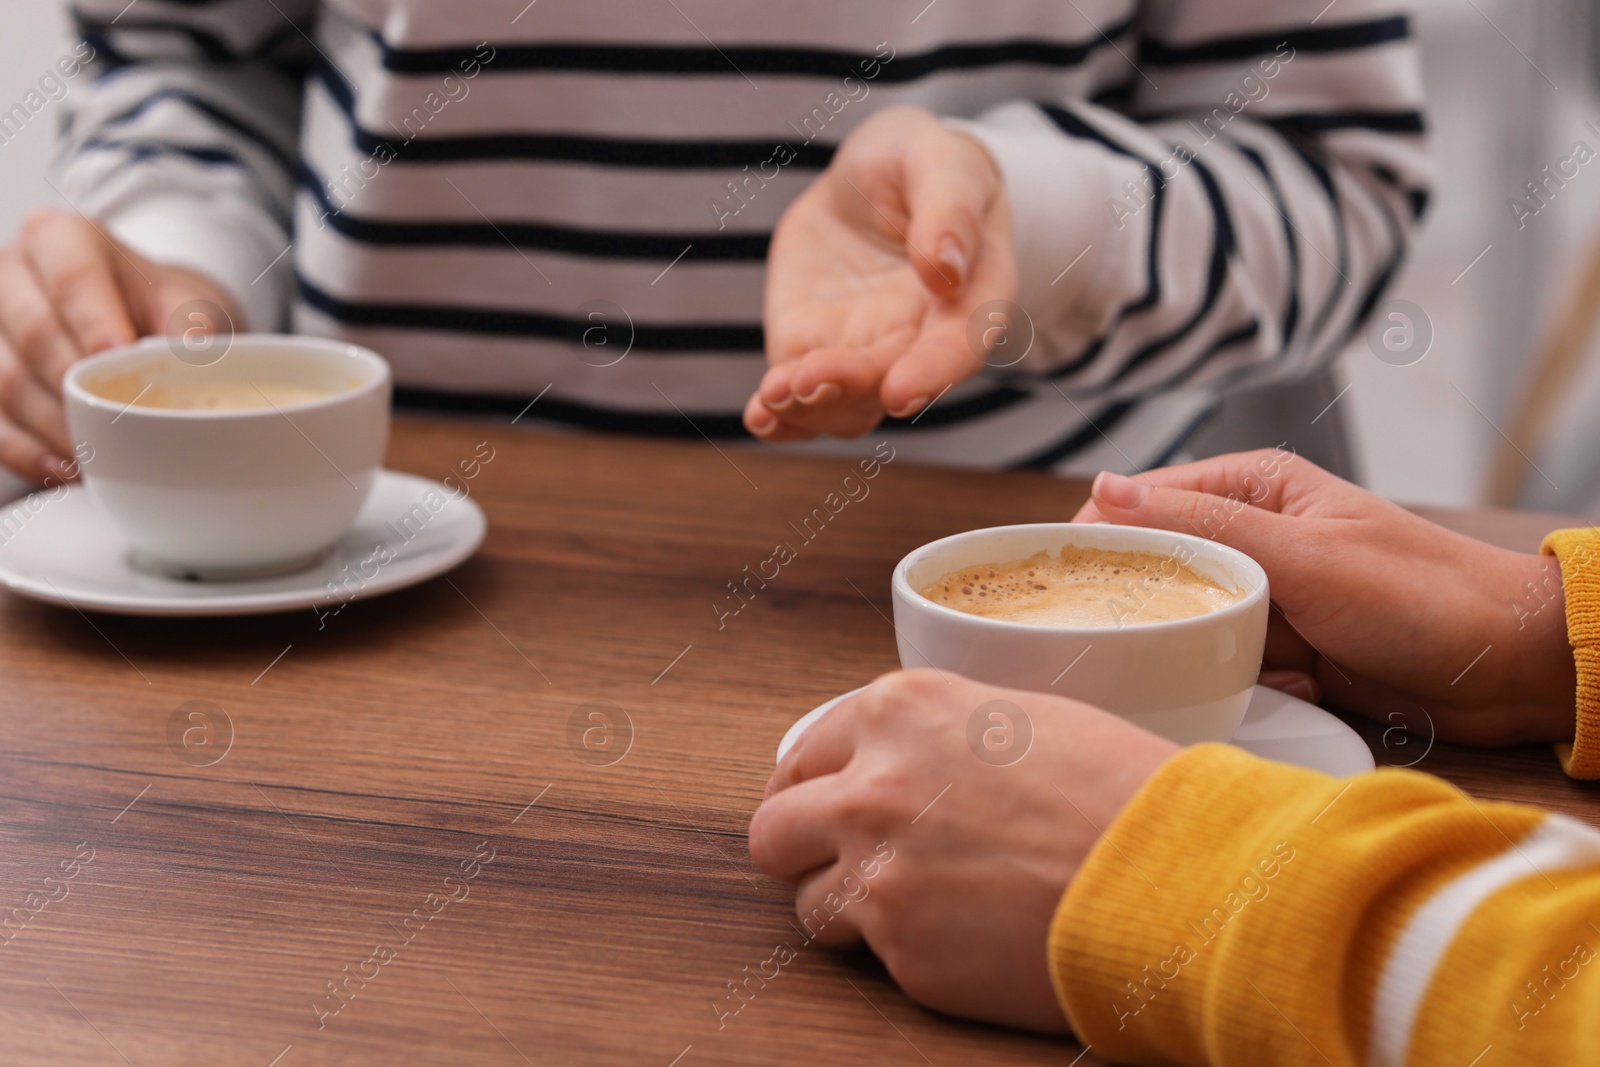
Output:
(1048, 743), (1333, 1064)
(1049, 743), (1550, 1065)
(1541, 527), (1600, 778)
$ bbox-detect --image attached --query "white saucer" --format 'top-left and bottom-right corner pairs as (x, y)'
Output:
(0, 470), (485, 617)
(777, 684), (1377, 777)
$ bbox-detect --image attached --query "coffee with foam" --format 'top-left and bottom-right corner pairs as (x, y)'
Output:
(918, 546), (1242, 628)
(88, 372), (337, 412)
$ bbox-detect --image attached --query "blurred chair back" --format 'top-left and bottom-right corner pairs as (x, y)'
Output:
(1486, 223), (1600, 506)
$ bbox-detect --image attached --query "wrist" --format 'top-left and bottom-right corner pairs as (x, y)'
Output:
(1498, 550), (1577, 740)
(943, 103), (1139, 367)
(1107, 728), (1183, 817)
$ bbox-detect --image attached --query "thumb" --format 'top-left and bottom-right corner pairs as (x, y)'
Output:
(1088, 471), (1301, 591)
(903, 126), (999, 296)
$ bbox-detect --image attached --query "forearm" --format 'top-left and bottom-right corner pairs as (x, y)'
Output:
(951, 5), (1427, 399)
(59, 1), (313, 330)
(1052, 745), (1600, 1066)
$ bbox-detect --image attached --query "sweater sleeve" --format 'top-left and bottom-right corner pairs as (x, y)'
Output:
(55, 0), (316, 331)
(1051, 744), (1600, 1067)
(952, 1), (1427, 404)
(1541, 527), (1600, 778)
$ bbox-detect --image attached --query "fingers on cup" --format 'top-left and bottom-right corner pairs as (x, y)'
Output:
(0, 249), (83, 392)
(19, 209), (137, 362)
(0, 341), (72, 457)
(0, 414), (57, 483)
(793, 863), (867, 947)
(766, 687), (875, 798)
(1128, 448), (1314, 515)
(748, 777), (843, 882)
(1088, 473), (1291, 568)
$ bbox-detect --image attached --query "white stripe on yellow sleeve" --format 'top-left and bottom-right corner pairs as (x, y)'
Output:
(1367, 814), (1600, 1067)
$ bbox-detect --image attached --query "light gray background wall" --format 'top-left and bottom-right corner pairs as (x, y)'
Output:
(0, 5), (71, 237)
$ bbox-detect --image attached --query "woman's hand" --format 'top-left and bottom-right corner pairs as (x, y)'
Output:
(0, 207), (240, 483)
(1076, 449), (1578, 746)
(750, 107), (1016, 440)
(749, 669), (1177, 1031)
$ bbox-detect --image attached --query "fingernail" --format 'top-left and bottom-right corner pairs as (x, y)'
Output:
(798, 382), (841, 405)
(1092, 471), (1147, 509)
(937, 238), (967, 287)
(766, 382), (794, 410)
(747, 407), (778, 434)
(41, 455), (69, 483)
(889, 395), (929, 419)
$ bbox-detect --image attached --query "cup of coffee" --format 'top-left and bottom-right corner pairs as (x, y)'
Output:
(891, 523), (1269, 743)
(63, 334), (391, 578)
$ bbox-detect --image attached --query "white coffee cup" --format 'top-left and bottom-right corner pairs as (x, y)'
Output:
(891, 523), (1270, 744)
(63, 334), (391, 578)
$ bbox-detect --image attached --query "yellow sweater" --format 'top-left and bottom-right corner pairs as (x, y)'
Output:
(1050, 528), (1600, 1066)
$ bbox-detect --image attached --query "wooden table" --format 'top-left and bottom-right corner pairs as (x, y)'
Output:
(1, 416), (1595, 1066)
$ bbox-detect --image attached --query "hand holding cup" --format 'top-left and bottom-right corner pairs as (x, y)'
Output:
(1077, 450), (1578, 746)
(0, 207), (240, 483)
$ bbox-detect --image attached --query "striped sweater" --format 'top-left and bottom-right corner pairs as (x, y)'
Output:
(58, 0), (1428, 472)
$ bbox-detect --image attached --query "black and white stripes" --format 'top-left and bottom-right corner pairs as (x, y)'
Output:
(57, 0), (1429, 473)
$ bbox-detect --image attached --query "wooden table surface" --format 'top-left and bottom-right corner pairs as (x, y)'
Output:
(2, 416), (1596, 1067)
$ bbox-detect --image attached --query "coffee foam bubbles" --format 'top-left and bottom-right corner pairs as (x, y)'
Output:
(918, 546), (1242, 628)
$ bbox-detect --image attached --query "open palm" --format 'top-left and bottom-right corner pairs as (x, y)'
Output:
(748, 107), (1017, 441)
